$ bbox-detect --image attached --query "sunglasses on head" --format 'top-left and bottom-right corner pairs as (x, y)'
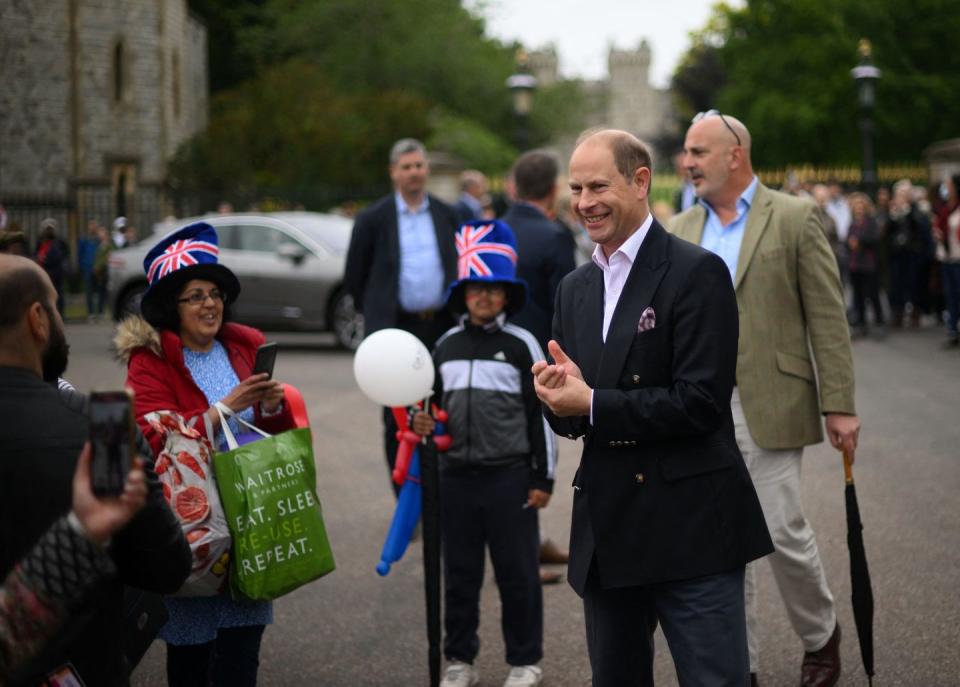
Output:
(693, 110), (742, 146)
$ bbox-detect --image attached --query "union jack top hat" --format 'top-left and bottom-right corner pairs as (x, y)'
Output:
(445, 219), (527, 315)
(139, 222), (240, 327)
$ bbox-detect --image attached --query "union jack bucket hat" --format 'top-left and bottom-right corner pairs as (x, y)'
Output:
(139, 222), (240, 327)
(445, 219), (527, 315)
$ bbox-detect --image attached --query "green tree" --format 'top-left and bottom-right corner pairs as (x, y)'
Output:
(173, 0), (586, 204)
(674, 0), (960, 167)
(188, 0), (268, 92)
(167, 62), (432, 208)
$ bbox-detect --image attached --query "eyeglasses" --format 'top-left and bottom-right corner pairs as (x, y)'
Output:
(693, 109), (742, 146)
(465, 283), (506, 296)
(177, 289), (225, 306)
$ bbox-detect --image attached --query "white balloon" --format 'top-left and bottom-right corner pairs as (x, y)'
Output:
(353, 328), (435, 407)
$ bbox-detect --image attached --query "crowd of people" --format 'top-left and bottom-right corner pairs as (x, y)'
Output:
(674, 169), (960, 347)
(0, 216), (136, 322)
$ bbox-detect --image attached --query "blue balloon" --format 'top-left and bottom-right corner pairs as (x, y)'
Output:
(376, 448), (423, 576)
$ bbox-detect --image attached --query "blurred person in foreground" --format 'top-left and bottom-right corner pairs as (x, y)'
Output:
(535, 129), (772, 686)
(115, 222), (297, 686)
(672, 112), (858, 687)
(846, 193), (885, 337)
(0, 254), (190, 686)
(345, 138), (460, 494)
(934, 175), (960, 346)
(1, 443), (147, 679)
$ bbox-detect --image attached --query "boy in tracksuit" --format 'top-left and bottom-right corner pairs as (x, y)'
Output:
(413, 220), (556, 687)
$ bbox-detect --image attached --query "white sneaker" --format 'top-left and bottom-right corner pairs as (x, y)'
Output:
(503, 665), (543, 687)
(441, 661), (479, 687)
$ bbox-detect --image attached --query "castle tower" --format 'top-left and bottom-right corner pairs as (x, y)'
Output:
(606, 40), (667, 145)
(528, 46), (559, 88)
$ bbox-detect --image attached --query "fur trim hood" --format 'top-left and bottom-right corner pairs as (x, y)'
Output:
(114, 316), (162, 363)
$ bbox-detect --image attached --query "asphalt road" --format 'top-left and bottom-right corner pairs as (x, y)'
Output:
(58, 321), (960, 686)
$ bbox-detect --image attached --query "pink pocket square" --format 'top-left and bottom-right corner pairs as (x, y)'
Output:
(637, 307), (656, 332)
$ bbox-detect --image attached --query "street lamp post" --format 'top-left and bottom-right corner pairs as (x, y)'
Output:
(850, 39), (882, 197)
(506, 50), (537, 152)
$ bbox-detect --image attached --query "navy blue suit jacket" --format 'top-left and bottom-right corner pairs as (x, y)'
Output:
(544, 220), (773, 596)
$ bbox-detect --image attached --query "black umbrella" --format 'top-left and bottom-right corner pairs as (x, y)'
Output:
(843, 449), (875, 685)
(420, 428), (442, 687)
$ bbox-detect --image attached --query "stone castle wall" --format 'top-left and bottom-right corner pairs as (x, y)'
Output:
(1, 0), (207, 238)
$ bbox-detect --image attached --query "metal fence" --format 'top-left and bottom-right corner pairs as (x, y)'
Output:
(1, 184), (167, 270)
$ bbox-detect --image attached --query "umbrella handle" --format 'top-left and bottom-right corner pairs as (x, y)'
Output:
(843, 449), (853, 484)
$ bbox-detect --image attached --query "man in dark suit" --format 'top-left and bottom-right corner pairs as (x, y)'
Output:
(345, 138), (461, 491)
(533, 130), (772, 686)
(500, 150), (577, 353)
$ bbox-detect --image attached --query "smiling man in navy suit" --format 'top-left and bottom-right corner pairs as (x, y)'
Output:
(533, 129), (772, 687)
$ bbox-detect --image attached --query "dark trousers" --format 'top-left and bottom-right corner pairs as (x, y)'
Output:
(382, 311), (453, 496)
(850, 271), (884, 328)
(942, 262), (960, 337)
(583, 565), (748, 687)
(889, 252), (918, 318)
(441, 465), (543, 667)
(166, 625), (265, 687)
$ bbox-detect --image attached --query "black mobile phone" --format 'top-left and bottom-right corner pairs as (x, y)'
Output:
(253, 342), (279, 379)
(89, 389), (135, 497)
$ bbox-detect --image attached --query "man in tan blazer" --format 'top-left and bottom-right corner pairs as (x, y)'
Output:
(669, 113), (860, 687)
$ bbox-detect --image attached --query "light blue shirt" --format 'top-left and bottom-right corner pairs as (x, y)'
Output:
(698, 176), (759, 282)
(396, 192), (446, 312)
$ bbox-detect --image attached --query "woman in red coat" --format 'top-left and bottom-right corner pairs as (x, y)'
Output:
(116, 221), (295, 687)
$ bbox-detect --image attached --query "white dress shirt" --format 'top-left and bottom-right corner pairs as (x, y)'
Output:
(591, 213), (654, 342)
(587, 213), (654, 423)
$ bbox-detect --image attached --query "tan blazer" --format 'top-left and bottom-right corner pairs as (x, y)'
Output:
(668, 184), (856, 449)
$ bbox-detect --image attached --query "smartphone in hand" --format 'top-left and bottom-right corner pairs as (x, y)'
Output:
(253, 342), (279, 379)
(89, 389), (135, 497)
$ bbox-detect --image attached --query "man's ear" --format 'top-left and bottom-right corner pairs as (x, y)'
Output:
(25, 302), (47, 343)
(633, 167), (651, 199)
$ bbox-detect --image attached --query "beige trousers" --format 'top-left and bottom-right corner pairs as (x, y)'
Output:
(731, 389), (837, 672)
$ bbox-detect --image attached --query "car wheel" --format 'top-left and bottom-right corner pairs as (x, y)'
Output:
(116, 283), (147, 321)
(331, 290), (364, 350)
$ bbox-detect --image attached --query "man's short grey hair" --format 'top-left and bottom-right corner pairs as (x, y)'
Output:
(390, 138), (427, 166)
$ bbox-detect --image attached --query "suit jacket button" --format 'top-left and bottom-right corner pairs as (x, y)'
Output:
(635, 472), (645, 483)
(608, 441), (615, 447)
(632, 375), (640, 384)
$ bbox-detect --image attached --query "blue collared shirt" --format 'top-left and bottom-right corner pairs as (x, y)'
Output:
(698, 176), (759, 281)
(396, 192), (446, 312)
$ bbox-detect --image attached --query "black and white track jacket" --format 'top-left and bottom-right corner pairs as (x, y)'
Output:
(433, 314), (557, 493)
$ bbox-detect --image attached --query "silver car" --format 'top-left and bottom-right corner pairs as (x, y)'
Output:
(108, 212), (364, 349)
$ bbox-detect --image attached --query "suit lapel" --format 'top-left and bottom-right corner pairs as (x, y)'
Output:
(574, 266), (604, 385)
(733, 185), (773, 290)
(386, 197), (400, 268)
(681, 204), (708, 244)
(596, 221), (669, 390)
